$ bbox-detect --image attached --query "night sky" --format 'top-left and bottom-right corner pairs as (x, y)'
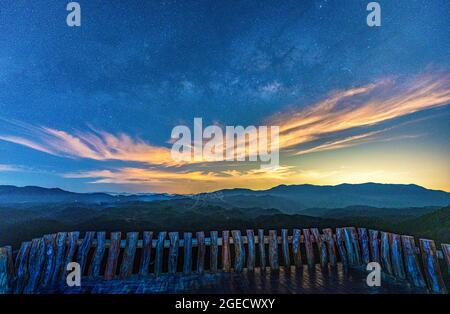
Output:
(0, 0), (449, 193)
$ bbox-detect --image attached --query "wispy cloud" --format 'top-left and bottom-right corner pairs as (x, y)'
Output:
(270, 72), (450, 152)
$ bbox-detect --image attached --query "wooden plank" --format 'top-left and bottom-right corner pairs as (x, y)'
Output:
(311, 228), (327, 268)
(76, 231), (95, 275)
(442, 243), (450, 276)
(40, 234), (57, 288)
(0, 247), (11, 293)
(24, 238), (46, 293)
(5, 246), (13, 290)
(119, 232), (138, 279)
(257, 229), (266, 269)
(88, 231), (106, 278)
(268, 230), (279, 270)
(292, 229), (303, 268)
(62, 231), (80, 279)
(302, 229), (314, 268)
(323, 228), (337, 267)
(401, 235), (426, 288)
(419, 239), (447, 294)
(183, 232), (193, 274)
(343, 227), (361, 265)
(222, 231), (231, 272)
(51, 232), (67, 285)
(104, 232), (121, 280)
(168, 232), (179, 274)
(154, 231), (167, 276)
(231, 230), (245, 272)
(281, 229), (290, 267)
(210, 231), (219, 272)
(335, 228), (348, 267)
(368, 230), (380, 263)
(138, 231), (153, 276)
(357, 228), (370, 265)
(14, 241), (31, 294)
(246, 230), (256, 271)
(389, 233), (406, 279)
(196, 232), (206, 274)
(380, 232), (393, 275)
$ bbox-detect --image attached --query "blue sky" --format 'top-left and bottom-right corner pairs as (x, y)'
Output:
(0, 0), (449, 193)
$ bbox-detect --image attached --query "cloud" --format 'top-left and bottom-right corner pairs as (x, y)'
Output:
(270, 72), (450, 152)
(0, 164), (28, 172)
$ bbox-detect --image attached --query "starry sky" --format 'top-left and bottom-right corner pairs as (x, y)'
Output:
(0, 0), (449, 193)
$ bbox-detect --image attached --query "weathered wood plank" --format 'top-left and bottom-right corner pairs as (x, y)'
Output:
(232, 230), (245, 272)
(154, 232), (167, 276)
(357, 228), (370, 265)
(246, 230), (256, 271)
(335, 228), (348, 267)
(343, 227), (361, 265)
(442, 243), (450, 276)
(380, 232), (393, 275)
(419, 239), (447, 294)
(268, 230), (279, 270)
(62, 231), (80, 279)
(210, 231), (219, 272)
(104, 232), (121, 280)
(311, 228), (327, 268)
(401, 235), (426, 288)
(88, 231), (106, 278)
(138, 231), (153, 276)
(14, 241), (31, 293)
(302, 229), (314, 268)
(257, 229), (266, 269)
(24, 238), (46, 293)
(40, 234), (57, 288)
(0, 247), (11, 293)
(5, 246), (13, 290)
(292, 229), (303, 268)
(368, 230), (380, 263)
(281, 229), (290, 267)
(196, 232), (206, 274)
(51, 232), (67, 285)
(222, 231), (231, 272)
(389, 233), (406, 279)
(119, 232), (138, 279)
(323, 228), (337, 267)
(183, 232), (192, 274)
(168, 232), (179, 274)
(76, 231), (95, 275)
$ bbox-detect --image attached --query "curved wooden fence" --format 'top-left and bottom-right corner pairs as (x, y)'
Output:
(0, 227), (449, 294)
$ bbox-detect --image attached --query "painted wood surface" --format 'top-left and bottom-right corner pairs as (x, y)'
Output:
(268, 230), (279, 270)
(0, 247), (10, 293)
(257, 229), (266, 269)
(442, 243), (450, 276)
(196, 232), (206, 274)
(120, 232), (139, 278)
(323, 228), (336, 267)
(210, 231), (219, 272)
(401, 235), (426, 288)
(51, 232), (67, 285)
(302, 229), (315, 268)
(380, 232), (393, 275)
(281, 229), (290, 267)
(419, 239), (447, 294)
(89, 231), (106, 278)
(311, 228), (327, 268)
(62, 231), (80, 279)
(368, 230), (380, 263)
(222, 231), (231, 272)
(357, 228), (370, 265)
(246, 230), (255, 271)
(104, 232), (121, 280)
(154, 232), (167, 276)
(14, 241), (31, 294)
(292, 229), (303, 268)
(232, 230), (245, 272)
(138, 231), (153, 276)
(40, 234), (57, 288)
(24, 238), (46, 293)
(335, 228), (348, 267)
(76, 231), (95, 275)
(183, 232), (193, 274)
(389, 233), (406, 280)
(168, 232), (179, 274)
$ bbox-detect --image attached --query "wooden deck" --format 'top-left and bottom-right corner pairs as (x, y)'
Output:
(1, 227), (449, 294)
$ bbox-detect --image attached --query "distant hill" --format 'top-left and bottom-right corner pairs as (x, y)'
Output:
(0, 183), (449, 211)
(198, 183), (450, 212)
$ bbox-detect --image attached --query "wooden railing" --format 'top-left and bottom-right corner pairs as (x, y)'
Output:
(1, 227), (449, 294)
